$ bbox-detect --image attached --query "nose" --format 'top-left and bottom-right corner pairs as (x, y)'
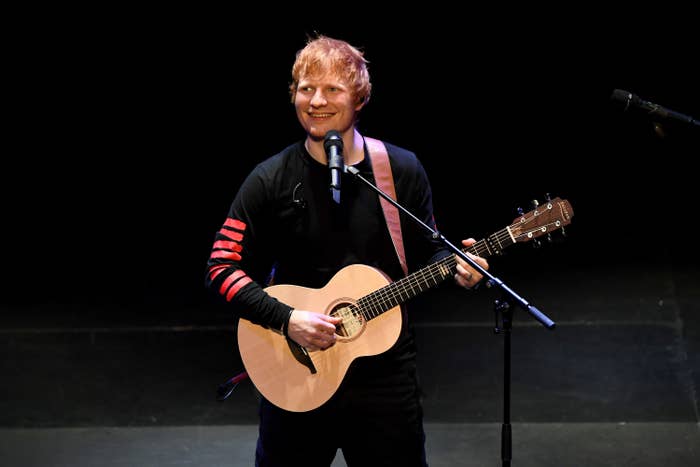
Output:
(310, 89), (327, 107)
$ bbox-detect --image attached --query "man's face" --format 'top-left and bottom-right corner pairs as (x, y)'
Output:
(294, 72), (363, 140)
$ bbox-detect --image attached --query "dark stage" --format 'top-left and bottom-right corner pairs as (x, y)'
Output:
(3, 13), (699, 466)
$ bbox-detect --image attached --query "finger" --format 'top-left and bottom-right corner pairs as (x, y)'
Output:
(461, 237), (476, 246)
(323, 315), (343, 325)
(310, 336), (327, 350)
(456, 263), (471, 279)
(314, 334), (335, 350)
(454, 264), (476, 288)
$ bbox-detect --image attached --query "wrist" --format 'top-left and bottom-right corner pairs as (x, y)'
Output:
(281, 308), (294, 336)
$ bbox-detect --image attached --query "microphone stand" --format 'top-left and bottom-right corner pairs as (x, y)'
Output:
(346, 165), (555, 466)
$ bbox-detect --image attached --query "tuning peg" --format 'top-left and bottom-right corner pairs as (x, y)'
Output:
(532, 238), (542, 248)
(517, 206), (524, 216)
(531, 199), (539, 210)
(545, 196), (553, 243)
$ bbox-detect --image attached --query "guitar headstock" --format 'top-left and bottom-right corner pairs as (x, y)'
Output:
(510, 197), (574, 244)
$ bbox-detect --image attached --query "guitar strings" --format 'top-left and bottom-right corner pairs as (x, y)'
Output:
(350, 207), (564, 324)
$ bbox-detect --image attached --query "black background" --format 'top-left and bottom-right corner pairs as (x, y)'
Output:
(2, 13), (700, 465)
(6, 9), (698, 311)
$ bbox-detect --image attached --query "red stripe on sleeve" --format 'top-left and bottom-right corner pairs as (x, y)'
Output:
(219, 228), (243, 241)
(213, 240), (242, 252)
(210, 250), (242, 261)
(219, 270), (247, 296)
(224, 218), (247, 231)
(225, 277), (252, 302)
(208, 264), (229, 281)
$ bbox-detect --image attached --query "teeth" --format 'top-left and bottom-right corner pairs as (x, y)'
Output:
(310, 113), (332, 117)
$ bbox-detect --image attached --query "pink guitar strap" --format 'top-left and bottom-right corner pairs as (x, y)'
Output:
(364, 136), (408, 277)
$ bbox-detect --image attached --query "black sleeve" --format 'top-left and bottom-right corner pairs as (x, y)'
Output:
(204, 163), (293, 331)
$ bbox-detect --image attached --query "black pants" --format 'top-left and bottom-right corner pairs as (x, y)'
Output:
(255, 354), (428, 467)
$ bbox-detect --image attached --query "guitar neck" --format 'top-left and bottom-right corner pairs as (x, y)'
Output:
(356, 227), (514, 320)
(353, 196), (573, 322)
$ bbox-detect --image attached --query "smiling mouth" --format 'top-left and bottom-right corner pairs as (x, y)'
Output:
(308, 113), (333, 118)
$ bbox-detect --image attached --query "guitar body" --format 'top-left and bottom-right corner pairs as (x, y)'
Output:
(237, 264), (402, 412)
(235, 197), (573, 412)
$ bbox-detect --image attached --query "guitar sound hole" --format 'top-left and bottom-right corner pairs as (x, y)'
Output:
(331, 303), (363, 338)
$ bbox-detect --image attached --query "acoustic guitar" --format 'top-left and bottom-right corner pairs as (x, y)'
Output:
(237, 197), (573, 412)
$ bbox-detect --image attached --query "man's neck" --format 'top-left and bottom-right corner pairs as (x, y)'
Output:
(305, 128), (365, 166)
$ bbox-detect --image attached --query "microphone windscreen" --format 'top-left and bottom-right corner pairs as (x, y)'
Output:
(323, 130), (343, 152)
(610, 89), (632, 104)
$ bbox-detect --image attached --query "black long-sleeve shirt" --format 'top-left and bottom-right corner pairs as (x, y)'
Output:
(205, 138), (448, 356)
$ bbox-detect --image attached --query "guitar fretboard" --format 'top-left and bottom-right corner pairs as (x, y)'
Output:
(355, 227), (515, 320)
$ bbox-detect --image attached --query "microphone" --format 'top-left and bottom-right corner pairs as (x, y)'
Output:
(610, 89), (699, 126)
(323, 130), (344, 204)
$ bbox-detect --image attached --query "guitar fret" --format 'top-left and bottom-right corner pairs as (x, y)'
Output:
(476, 239), (491, 257)
(490, 229), (506, 252)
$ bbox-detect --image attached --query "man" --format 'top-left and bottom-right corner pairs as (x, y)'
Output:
(206, 34), (488, 466)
